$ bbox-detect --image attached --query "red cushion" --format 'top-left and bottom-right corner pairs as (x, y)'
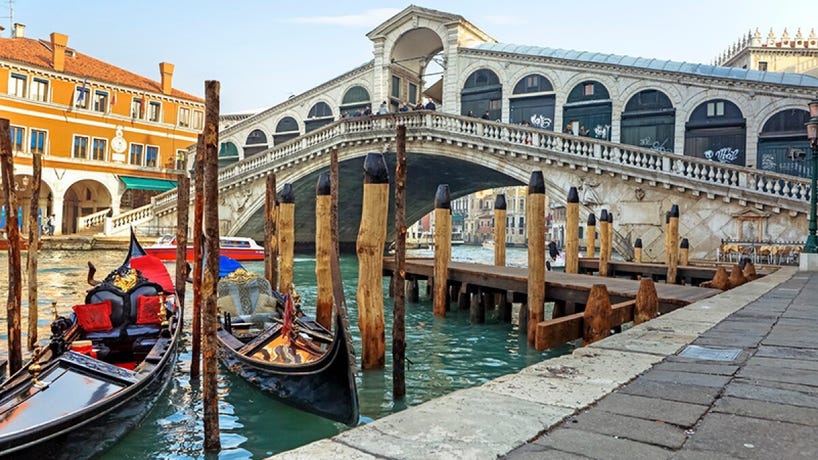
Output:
(73, 300), (113, 332)
(136, 295), (162, 325)
(130, 255), (174, 293)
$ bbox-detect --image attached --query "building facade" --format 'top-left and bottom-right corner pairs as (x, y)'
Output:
(0, 23), (204, 235)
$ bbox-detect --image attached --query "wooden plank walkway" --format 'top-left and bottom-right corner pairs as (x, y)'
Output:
(383, 258), (721, 312)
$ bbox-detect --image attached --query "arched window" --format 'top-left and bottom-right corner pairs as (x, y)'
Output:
(758, 109), (811, 177)
(218, 141), (239, 167)
(461, 69), (502, 121)
(244, 129), (268, 157)
(306, 101), (334, 133)
(340, 86), (371, 116)
(563, 81), (612, 139)
(273, 116), (300, 145)
(620, 89), (675, 152)
(510, 74), (555, 129)
(685, 99), (746, 166)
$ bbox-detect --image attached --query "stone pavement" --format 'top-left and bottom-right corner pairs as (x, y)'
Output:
(271, 267), (817, 459)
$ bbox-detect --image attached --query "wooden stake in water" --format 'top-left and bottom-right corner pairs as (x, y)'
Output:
(1, 118), (22, 373)
(191, 134), (205, 380)
(264, 174), (278, 291)
(526, 171), (546, 344)
(357, 152), (389, 369)
(433, 184), (451, 317)
(278, 183), (295, 295)
(598, 209), (610, 277)
(633, 238), (643, 264)
(680, 238), (690, 266)
(565, 186), (579, 274)
(315, 173), (333, 330)
(493, 194), (506, 266)
(583, 284), (612, 345)
(586, 213), (596, 259)
(666, 205), (680, 284)
(174, 171), (189, 312)
(201, 80), (221, 453)
(393, 124), (407, 400)
(26, 152), (42, 351)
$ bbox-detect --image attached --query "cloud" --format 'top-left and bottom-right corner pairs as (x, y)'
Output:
(482, 15), (527, 26)
(288, 8), (402, 27)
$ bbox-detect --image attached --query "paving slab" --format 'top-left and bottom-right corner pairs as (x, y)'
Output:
(620, 379), (722, 406)
(755, 344), (818, 361)
(499, 442), (590, 460)
(669, 450), (743, 460)
(637, 369), (732, 388)
(564, 409), (689, 449)
(589, 392), (708, 427)
(333, 387), (573, 460)
(520, 347), (663, 385)
(692, 331), (765, 348)
(712, 396), (818, 426)
(747, 355), (818, 371)
(653, 360), (739, 376)
(530, 428), (673, 460)
(267, 440), (374, 460)
(481, 372), (613, 409)
(684, 413), (818, 459)
(587, 327), (697, 356)
(724, 380), (818, 409)
(737, 362), (818, 386)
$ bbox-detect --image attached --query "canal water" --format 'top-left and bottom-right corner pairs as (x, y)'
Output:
(0, 245), (571, 458)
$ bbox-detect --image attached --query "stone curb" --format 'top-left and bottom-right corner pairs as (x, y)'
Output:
(268, 267), (797, 459)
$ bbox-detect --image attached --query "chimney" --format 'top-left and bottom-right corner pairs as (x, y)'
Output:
(50, 32), (69, 72)
(159, 62), (174, 95)
(12, 23), (25, 38)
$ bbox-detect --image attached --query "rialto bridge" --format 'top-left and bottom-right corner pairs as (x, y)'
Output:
(109, 111), (814, 261)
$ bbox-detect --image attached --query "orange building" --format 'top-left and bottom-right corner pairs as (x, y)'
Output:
(0, 23), (203, 235)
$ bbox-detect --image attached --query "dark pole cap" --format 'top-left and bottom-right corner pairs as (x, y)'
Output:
(680, 238), (689, 249)
(363, 152), (389, 184)
(316, 172), (331, 196)
(528, 171), (545, 194)
(587, 213), (596, 226)
(634, 238), (643, 248)
(670, 204), (680, 218)
(600, 209), (609, 222)
(434, 184), (451, 209)
(280, 183), (295, 203)
(665, 211), (671, 224)
(607, 211), (613, 224)
(494, 194), (507, 210)
(567, 186), (579, 203)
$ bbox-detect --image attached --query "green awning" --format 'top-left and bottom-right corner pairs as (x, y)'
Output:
(120, 176), (177, 192)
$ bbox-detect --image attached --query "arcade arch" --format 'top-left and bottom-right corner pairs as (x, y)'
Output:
(340, 86), (371, 116)
(620, 89), (676, 152)
(461, 68), (502, 120)
(509, 73), (555, 129)
(65, 179), (111, 234)
(274, 116), (300, 145)
(757, 108), (811, 177)
(563, 80), (612, 140)
(684, 99), (746, 166)
(0, 175), (54, 235)
(306, 101), (334, 133)
(244, 129), (269, 157)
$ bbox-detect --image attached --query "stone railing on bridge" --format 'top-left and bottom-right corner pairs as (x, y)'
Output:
(107, 204), (155, 236)
(142, 111), (811, 239)
(77, 208), (111, 234)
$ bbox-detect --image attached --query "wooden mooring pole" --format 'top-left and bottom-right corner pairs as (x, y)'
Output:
(315, 173), (333, 330)
(494, 194), (506, 266)
(527, 171), (546, 344)
(357, 152), (389, 370)
(264, 174), (278, 291)
(330, 148), (339, 258)
(680, 238), (690, 266)
(633, 238), (643, 264)
(433, 184), (451, 317)
(666, 204), (680, 284)
(1, 118), (22, 373)
(586, 213), (596, 258)
(174, 171), (189, 311)
(664, 211), (671, 266)
(583, 284), (612, 346)
(606, 211), (614, 265)
(190, 134), (205, 380)
(565, 186), (579, 274)
(26, 152), (42, 351)
(393, 123), (407, 400)
(201, 80), (221, 452)
(634, 278), (658, 325)
(278, 183), (295, 295)
(598, 209), (610, 277)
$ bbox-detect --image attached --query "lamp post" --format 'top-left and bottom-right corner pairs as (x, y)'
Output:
(804, 99), (818, 254)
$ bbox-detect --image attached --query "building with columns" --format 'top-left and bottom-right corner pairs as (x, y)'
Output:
(0, 23), (203, 235)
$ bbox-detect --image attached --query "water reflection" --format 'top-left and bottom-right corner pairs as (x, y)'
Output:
(0, 245), (570, 458)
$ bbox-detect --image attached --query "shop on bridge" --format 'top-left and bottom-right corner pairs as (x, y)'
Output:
(620, 89), (676, 152)
(305, 101), (334, 133)
(273, 117), (300, 145)
(509, 74), (555, 130)
(339, 86), (371, 117)
(757, 108), (812, 178)
(562, 80), (612, 141)
(243, 129), (269, 157)
(684, 99), (746, 166)
(461, 69), (502, 121)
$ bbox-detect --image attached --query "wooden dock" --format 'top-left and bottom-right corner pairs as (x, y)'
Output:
(383, 257), (722, 314)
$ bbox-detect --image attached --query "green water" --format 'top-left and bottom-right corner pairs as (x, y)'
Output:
(1, 246), (570, 458)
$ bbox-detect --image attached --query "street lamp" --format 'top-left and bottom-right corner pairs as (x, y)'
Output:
(804, 99), (818, 254)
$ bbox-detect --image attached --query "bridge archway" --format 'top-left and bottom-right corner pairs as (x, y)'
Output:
(684, 99), (746, 166)
(389, 27), (445, 108)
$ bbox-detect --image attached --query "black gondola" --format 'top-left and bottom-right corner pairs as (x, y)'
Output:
(0, 230), (182, 459)
(215, 256), (359, 426)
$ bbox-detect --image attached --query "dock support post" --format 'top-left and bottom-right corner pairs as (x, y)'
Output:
(527, 171), (546, 344)
(315, 173), (333, 330)
(26, 151), (42, 350)
(667, 205), (680, 284)
(680, 237), (690, 266)
(634, 278), (658, 324)
(664, 211), (671, 266)
(1, 118), (22, 374)
(586, 213), (596, 259)
(408, 278), (419, 302)
(433, 184), (451, 317)
(494, 194), (506, 266)
(458, 284), (470, 310)
(470, 288), (486, 324)
(499, 291), (512, 323)
(729, 264), (747, 288)
(565, 186), (580, 273)
(278, 183), (295, 296)
(191, 134), (204, 380)
(357, 153), (389, 369)
(201, 80), (221, 452)
(633, 238), (643, 264)
(264, 174), (278, 291)
(710, 266), (730, 290)
(598, 209), (610, 277)
(583, 284), (612, 346)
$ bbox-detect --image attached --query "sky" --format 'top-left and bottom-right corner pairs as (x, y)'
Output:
(6, 0), (815, 113)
